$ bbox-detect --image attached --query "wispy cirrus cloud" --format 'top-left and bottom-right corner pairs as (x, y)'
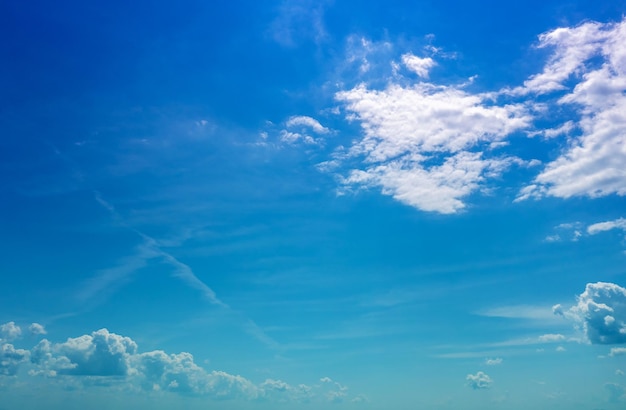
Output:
(587, 218), (626, 235)
(269, 0), (330, 47)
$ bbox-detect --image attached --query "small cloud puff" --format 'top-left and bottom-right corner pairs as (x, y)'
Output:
(466, 371), (493, 390)
(555, 282), (626, 344)
(485, 358), (503, 366)
(0, 321), (21, 341)
(401, 53), (436, 78)
(28, 323), (47, 336)
(538, 334), (566, 343)
(286, 116), (330, 135)
(610, 348), (626, 357)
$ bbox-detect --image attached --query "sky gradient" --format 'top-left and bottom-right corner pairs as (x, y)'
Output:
(2, 1), (626, 409)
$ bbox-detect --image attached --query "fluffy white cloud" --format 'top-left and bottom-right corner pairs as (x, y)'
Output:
(335, 82), (530, 213)
(588, 218), (626, 235)
(28, 323), (47, 336)
(519, 19), (626, 200)
(485, 358), (502, 366)
(278, 115), (331, 146)
(320, 19), (626, 212)
(466, 371), (493, 389)
(206, 370), (261, 400)
(610, 347), (626, 357)
(37, 329), (138, 376)
(2, 324), (359, 404)
(286, 116), (330, 134)
(556, 282), (626, 344)
(401, 53), (436, 78)
(280, 130), (318, 145)
(337, 83), (529, 160)
(0, 343), (29, 376)
(0, 321), (22, 342)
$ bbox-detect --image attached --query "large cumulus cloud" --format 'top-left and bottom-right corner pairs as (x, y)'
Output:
(555, 282), (626, 344)
(0, 323), (354, 404)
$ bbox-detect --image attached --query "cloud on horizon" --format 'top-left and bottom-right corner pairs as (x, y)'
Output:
(0, 323), (355, 403)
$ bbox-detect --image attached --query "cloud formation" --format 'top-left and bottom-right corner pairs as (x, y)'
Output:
(0, 321), (22, 341)
(336, 82), (529, 213)
(0, 342), (29, 376)
(518, 19), (626, 200)
(1, 325), (356, 404)
(324, 18), (626, 213)
(485, 358), (502, 366)
(401, 53), (436, 78)
(588, 218), (626, 235)
(466, 371), (493, 389)
(28, 323), (47, 336)
(555, 282), (626, 344)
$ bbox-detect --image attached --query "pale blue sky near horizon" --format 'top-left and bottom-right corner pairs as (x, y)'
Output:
(2, 1), (626, 409)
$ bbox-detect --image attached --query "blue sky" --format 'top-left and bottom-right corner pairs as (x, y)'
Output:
(2, 0), (626, 408)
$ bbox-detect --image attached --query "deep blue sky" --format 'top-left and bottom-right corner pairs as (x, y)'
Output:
(2, 1), (626, 409)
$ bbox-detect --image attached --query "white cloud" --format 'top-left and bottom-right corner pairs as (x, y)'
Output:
(53, 328), (138, 376)
(11, 325), (361, 403)
(343, 152), (516, 213)
(0, 343), (29, 376)
(556, 346), (566, 352)
(617, 369), (625, 376)
(544, 234), (561, 242)
(538, 333), (566, 343)
(315, 19), (626, 212)
(334, 77), (530, 213)
(28, 323), (47, 336)
(260, 379), (315, 402)
(280, 130), (318, 145)
(519, 19), (626, 200)
(478, 305), (559, 322)
(588, 218), (626, 235)
(337, 83), (529, 160)
(0, 321), (22, 342)
(610, 348), (626, 357)
(401, 53), (436, 78)
(286, 116), (330, 134)
(485, 358), (502, 366)
(261, 378), (290, 392)
(556, 282), (626, 344)
(466, 371), (493, 389)
(133, 350), (260, 399)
